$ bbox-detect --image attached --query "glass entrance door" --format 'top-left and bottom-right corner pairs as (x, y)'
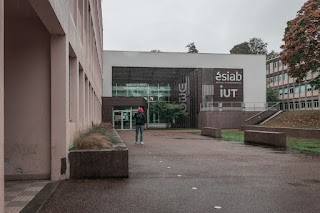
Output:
(122, 111), (131, 130)
(114, 112), (122, 129)
(113, 111), (132, 130)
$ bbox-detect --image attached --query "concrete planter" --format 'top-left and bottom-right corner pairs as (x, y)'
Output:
(241, 125), (320, 139)
(69, 131), (128, 179)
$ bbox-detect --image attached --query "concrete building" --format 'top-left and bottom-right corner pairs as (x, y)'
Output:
(103, 51), (267, 129)
(0, 0), (103, 211)
(266, 57), (320, 110)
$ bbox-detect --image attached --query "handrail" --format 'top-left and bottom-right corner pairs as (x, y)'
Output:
(200, 102), (279, 112)
(244, 102), (280, 122)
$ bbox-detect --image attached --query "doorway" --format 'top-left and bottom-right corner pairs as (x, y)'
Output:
(113, 107), (138, 130)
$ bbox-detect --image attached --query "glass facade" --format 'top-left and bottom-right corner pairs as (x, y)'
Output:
(112, 83), (171, 123)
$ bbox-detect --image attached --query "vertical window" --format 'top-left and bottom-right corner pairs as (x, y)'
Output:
(273, 62), (277, 68)
(301, 101), (306, 109)
(279, 88), (283, 96)
(307, 84), (312, 91)
(314, 100), (319, 108)
(289, 102), (294, 110)
(289, 87), (293, 94)
(307, 100), (312, 108)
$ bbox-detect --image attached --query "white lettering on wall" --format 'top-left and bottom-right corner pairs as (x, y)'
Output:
(215, 71), (242, 82)
(219, 85), (238, 98)
(179, 79), (188, 112)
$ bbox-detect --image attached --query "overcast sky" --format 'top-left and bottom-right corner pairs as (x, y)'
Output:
(102, 0), (306, 54)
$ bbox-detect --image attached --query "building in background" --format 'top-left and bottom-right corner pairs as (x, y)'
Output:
(266, 57), (319, 110)
(103, 51), (267, 130)
(0, 0), (103, 210)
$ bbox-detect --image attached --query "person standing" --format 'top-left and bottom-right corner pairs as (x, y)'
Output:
(135, 107), (146, 145)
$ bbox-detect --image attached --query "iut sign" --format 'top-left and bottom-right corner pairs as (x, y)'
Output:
(213, 69), (243, 102)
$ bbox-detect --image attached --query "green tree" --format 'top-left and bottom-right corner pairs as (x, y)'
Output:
(230, 42), (251, 54)
(150, 102), (188, 128)
(266, 87), (278, 102)
(267, 50), (279, 60)
(186, 42), (199, 53)
(230, 38), (268, 55)
(280, 0), (320, 89)
(248, 37), (268, 54)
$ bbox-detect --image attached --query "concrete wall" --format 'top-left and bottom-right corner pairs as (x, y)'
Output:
(3, 0), (103, 182)
(4, 3), (51, 179)
(0, 0), (4, 211)
(103, 51), (266, 106)
(241, 125), (320, 139)
(198, 111), (263, 129)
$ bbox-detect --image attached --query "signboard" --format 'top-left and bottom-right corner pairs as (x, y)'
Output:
(178, 76), (190, 112)
(213, 69), (243, 102)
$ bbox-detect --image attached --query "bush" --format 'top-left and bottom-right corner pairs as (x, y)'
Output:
(70, 123), (121, 150)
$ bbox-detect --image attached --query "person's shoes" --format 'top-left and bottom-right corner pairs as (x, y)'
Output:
(140, 141), (144, 145)
(135, 141), (139, 144)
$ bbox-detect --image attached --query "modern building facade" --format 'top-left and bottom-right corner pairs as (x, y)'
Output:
(0, 0), (103, 210)
(266, 57), (320, 110)
(103, 51), (267, 129)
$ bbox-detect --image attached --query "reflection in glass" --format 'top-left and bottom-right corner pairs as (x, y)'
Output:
(114, 112), (121, 129)
(122, 112), (131, 129)
(112, 83), (172, 124)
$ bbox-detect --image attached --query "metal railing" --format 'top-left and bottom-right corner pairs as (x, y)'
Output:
(244, 102), (281, 122)
(200, 102), (280, 112)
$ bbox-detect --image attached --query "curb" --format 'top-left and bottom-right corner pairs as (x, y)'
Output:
(21, 181), (61, 213)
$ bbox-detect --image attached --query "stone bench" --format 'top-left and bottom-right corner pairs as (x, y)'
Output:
(201, 127), (221, 138)
(244, 130), (286, 148)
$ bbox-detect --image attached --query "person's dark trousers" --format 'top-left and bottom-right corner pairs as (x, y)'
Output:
(135, 125), (144, 142)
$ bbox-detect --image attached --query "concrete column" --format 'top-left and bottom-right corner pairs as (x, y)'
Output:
(89, 85), (92, 124)
(0, 0), (4, 211)
(91, 88), (94, 124)
(79, 69), (85, 130)
(69, 57), (79, 125)
(85, 77), (89, 127)
(75, 62), (80, 127)
(51, 35), (68, 180)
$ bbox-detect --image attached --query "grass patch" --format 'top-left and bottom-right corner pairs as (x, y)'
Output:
(287, 137), (320, 154)
(70, 123), (121, 150)
(221, 130), (244, 142)
(220, 129), (320, 154)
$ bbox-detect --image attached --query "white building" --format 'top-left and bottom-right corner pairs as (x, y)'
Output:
(103, 51), (267, 129)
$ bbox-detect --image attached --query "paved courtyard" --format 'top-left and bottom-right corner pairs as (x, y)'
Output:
(5, 180), (49, 213)
(40, 130), (320, 212)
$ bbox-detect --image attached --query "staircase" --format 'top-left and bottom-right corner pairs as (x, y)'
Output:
(244, 103), (280, 125)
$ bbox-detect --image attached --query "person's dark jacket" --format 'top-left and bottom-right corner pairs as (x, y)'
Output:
(135, 112), (146, 125)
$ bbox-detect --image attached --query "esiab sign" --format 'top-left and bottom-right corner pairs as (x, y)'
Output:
(213, 69), (243, 102)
